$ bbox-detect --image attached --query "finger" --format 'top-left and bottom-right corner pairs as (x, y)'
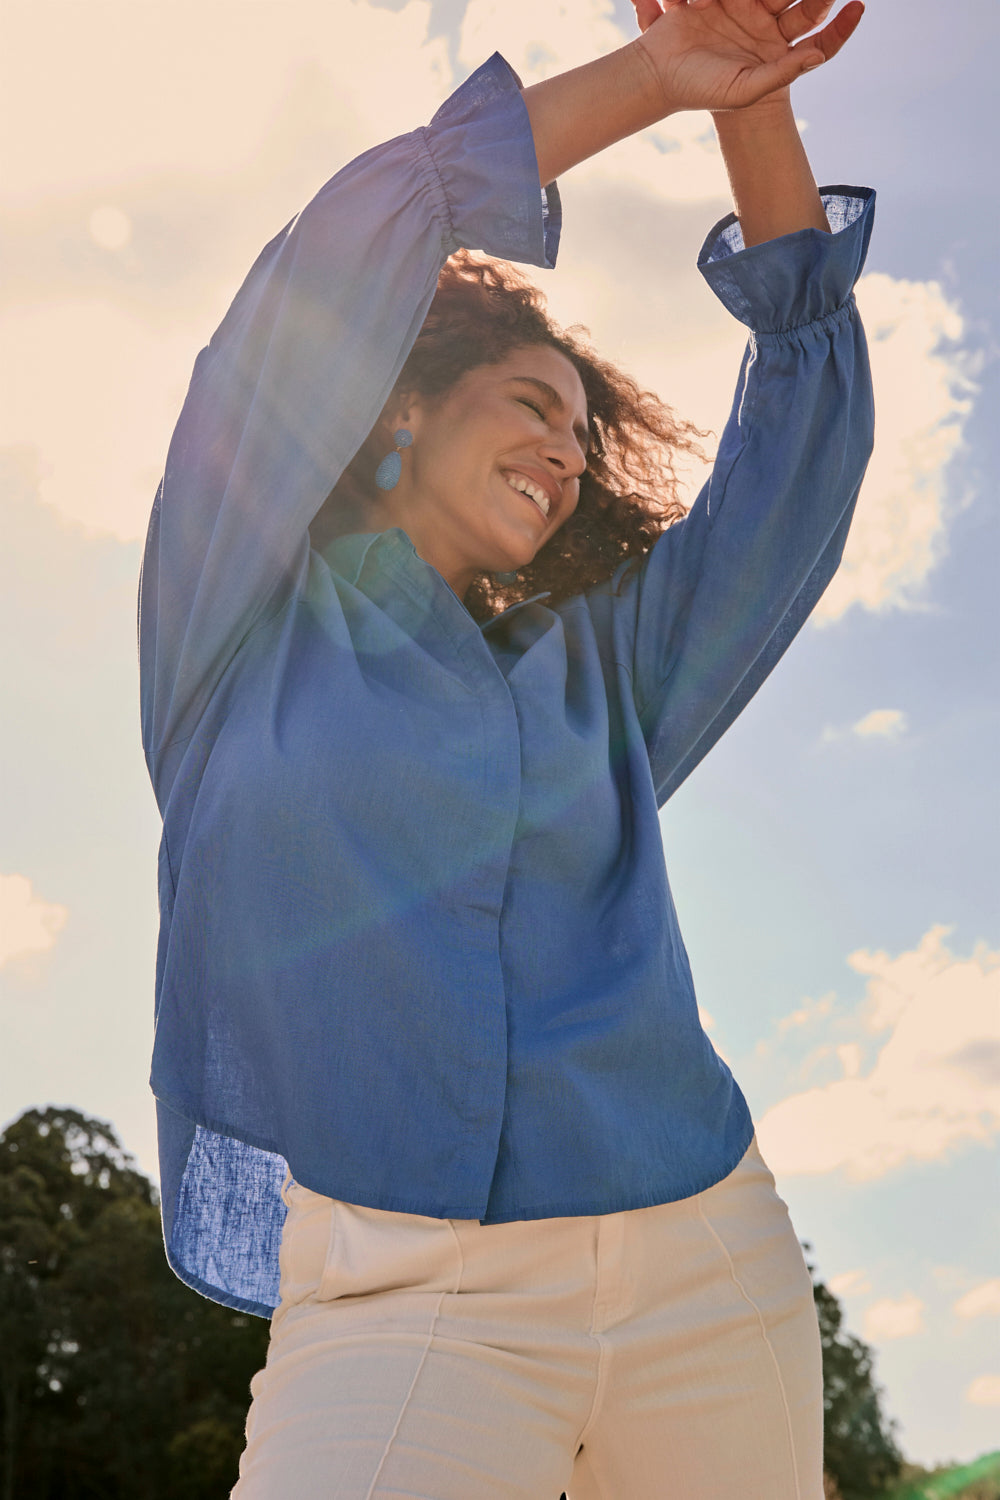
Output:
(828, 0), (866, 51)
(791, 0), (865, 62)
(631, 0), (665, 32)
(777, 0), (834, 44)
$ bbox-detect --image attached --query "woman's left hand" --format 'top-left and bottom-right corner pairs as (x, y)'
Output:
(629, 0), (865, 115)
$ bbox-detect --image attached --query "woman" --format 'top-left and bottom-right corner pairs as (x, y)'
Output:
(139, 0), (874, 1495)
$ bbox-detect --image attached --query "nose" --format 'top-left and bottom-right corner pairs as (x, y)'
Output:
(540, 425), (587, 481)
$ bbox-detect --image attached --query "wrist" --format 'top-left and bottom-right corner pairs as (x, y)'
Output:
(709, 89), (828, 246)
(711, 89), (793, 126)
(629, 35), (679, 121)
(523, 39), (678, 185)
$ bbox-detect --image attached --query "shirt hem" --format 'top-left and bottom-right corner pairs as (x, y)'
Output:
(163, 1248), (276, 1322)
(478, 1117), (756, 1224)
(154, 1086), (755, 1227)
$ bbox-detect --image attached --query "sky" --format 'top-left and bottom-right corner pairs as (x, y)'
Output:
(2, 0), (998, 1468)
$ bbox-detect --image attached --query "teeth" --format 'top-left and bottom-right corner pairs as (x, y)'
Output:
(506, 474), (550, 516)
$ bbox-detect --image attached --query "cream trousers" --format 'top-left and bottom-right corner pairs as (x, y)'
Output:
(232, 1136), (823, 1500)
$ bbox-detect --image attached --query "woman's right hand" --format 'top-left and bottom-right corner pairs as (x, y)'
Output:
(630, 0), (865, 115)
(523, 0), (862, 185)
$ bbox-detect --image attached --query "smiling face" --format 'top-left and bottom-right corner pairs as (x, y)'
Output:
(372, 344), (590, 599)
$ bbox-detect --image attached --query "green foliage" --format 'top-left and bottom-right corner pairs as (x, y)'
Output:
(167, 1416), (247, 1495)
(805, 1246), (904, 1500)
(886, 1452), (1000, 1500)
(0, 1107), (269, 1500)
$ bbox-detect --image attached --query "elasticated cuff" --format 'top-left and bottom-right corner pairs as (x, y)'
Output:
(425, 52), (561, 269)
(697, 187), (875, 334)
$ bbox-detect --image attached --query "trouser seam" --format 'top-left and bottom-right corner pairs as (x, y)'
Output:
(362, 1288), (450, 1500)
(573, 1329), (607, 1455)
(696, 1195), (803, 1500)
(363, 1221), (464, 1499)
(445, 1216), (466, 1292)
(573, 1218), (609, 1457)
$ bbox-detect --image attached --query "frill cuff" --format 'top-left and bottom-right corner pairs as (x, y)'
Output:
(424, 52), (561, 269)
(697, 187), (875, 335)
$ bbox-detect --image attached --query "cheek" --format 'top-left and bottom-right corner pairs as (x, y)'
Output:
(560, 483), (582, 525)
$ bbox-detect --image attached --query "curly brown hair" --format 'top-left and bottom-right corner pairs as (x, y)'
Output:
(318, 252), (708, 618)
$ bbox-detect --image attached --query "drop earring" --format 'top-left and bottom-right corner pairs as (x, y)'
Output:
(374, 428), (413, 492)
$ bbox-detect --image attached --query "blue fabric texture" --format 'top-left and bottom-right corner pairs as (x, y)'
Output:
(139, 52), (876, 1317)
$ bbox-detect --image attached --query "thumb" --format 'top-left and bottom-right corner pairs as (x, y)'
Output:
(737, 43), (824, 102)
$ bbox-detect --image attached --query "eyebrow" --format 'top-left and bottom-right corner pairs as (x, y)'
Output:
(506, 376), (590, 454)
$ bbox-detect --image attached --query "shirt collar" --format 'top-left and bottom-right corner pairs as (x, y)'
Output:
(479, 591), (552, 631)
(324, 529), (552, 630)
(323, 528), (407, 586)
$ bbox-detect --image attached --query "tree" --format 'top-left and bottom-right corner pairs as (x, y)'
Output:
(0, 1107), (268, 1499)
(807, 1246), (904, 1500)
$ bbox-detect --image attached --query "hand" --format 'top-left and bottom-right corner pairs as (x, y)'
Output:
(630, 0), (864, 114)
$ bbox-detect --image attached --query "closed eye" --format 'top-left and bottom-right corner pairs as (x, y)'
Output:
(506, 375), (590, 456)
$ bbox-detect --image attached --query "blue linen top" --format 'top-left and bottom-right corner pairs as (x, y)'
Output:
(139, 53), (876, 1317)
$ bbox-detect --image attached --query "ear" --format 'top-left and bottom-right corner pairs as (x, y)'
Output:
(382, 389), (422, 440)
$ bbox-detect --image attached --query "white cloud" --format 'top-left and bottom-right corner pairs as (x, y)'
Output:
(88, 206), (133, 252)
(862, 1294), (925, 1342)
(699, 1006), (733, 1065)
(835, 1042), (862, 1079)
(820, 708), (908, 744)
(756, 995), (836, 1062)
(777, 994), (835, 1036)
(0, 874), (68, 969)
(852, 708), (908, 740)
(459, 0), (622, 81)
(0, 300), (200, 541)
(828, 1269), (872, 1298)
(756, 926), (1000, 1179)
(954, 1281), (1000, 1320)
(814, 273), (979, 623)
(966, 1375), (1000, 1408)
(1, 0), (450, 206)
(0, 0), (452, 541)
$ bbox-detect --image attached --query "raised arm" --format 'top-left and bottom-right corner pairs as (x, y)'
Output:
(618, 179), (876, 806)
(141, 4), (865, 798)
(522, 0), (873, 804)
(523, 0), (865, 241)
(139, 58), (557, 787)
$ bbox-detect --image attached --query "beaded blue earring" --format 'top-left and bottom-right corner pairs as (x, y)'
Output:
(374, 428), (413, 492)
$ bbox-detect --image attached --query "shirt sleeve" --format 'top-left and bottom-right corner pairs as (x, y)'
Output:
(619, 186), (876, 805)
(138, 53), (559, 774)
